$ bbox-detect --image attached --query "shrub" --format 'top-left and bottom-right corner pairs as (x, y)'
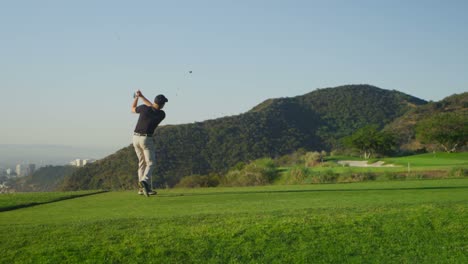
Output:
(383, 172), (407, 181)
(361, 172), (377, 181)
(176, 174), (220, 188)
(321, 162), (338, 168)
(232, 162), (246, 171)
(449, 167), (468, 178)
(415, 174), (431, 180)
(317, 170), (339, 183)
(304, 151), (321, 167)
(338, 171), (377, 183)
(304, 151), (328, 167)
(221, 158), (278, 187)
(284, 167), (310, 185)
(222, 170), (243, 186)
(275, 149), (307, 166)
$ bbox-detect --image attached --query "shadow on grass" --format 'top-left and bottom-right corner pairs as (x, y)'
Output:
(0, 190), (108, 212)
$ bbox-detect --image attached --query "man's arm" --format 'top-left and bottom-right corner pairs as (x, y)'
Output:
(131, 95), (139, 113)
(132, 90), (153, 113)
(136, 90), (153, 107)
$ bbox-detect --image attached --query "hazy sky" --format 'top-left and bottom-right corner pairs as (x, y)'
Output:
(1, 0), (467, 154)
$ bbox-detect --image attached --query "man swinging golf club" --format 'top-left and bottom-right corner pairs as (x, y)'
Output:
(131, 90), (168, 197)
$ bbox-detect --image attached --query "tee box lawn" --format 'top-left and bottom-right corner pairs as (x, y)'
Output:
(1, 178), (467, 263)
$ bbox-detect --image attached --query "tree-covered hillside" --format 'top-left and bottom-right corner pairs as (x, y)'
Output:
(290, 85), (427, 145)
(11, 165), (77, 192)
(62, 85), (427, 190)
(385, 92), (467, 152)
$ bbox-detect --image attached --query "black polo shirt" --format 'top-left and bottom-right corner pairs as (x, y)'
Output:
(134, 105), (166, 134)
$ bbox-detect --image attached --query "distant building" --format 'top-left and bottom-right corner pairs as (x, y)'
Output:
(70, 159), (96, 167)
(14, 163), (36, 177)
(16, 164), (24, 177)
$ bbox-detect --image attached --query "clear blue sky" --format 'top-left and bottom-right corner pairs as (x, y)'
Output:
(1, 0), (467, 155)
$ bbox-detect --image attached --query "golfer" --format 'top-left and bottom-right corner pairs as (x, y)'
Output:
(131, 90), (168, 197)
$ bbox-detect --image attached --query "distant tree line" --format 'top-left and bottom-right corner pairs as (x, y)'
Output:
(9, 165), (77, 192)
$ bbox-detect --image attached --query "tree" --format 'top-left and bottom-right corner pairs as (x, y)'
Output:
(343, 125), (396, 159)
(416, 112), (467, 152)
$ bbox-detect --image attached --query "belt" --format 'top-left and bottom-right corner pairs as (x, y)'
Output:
(134, 132), (153, 137)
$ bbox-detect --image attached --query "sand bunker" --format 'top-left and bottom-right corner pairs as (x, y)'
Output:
(337, 160), (398, 167)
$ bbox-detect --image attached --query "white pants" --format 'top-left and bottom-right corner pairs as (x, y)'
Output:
(132, 135), (156, 183)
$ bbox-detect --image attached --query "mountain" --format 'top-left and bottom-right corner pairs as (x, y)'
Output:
(10, 165), (78, 192)
(61, 84), (429, 191)
(384, 91), (468, 152)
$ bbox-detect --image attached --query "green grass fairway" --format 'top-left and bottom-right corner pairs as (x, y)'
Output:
(313, 152), (468, 175)
(1, 179), (467, 263)
(385, 152), (468, 168)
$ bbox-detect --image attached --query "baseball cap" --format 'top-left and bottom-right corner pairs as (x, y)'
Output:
(154, 94), (168, 105)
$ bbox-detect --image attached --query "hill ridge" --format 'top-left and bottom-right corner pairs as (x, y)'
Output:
(60, 84), (433, 190)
